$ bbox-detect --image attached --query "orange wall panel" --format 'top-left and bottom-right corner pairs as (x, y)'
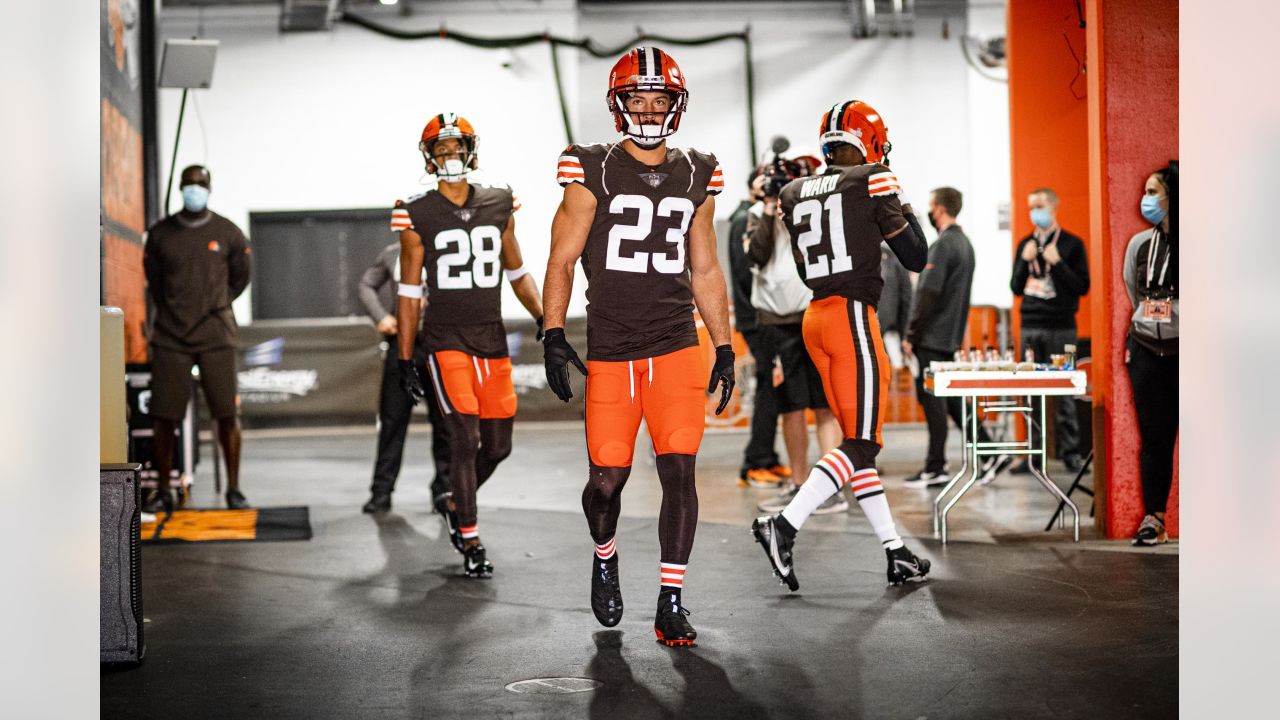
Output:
(1007, 0), (1092, 343)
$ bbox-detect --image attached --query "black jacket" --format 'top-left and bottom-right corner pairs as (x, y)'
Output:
(726, 200), (758, 333)
(1010, 227), (1090, 329)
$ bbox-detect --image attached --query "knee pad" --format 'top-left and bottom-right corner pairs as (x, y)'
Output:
(839, 438), (880, 470)
(591, 440), (634, 468)
(662, 426), (703, 456)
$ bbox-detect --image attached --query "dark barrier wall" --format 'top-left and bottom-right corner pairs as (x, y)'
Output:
(101, 0), (150, 363)
(233, 316), (587, 424)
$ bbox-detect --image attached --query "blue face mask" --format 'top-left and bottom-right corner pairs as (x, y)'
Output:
(1141, 195), (1166, 225)
(181, 184), (210, 212)
(1029, 207), (1053, 230)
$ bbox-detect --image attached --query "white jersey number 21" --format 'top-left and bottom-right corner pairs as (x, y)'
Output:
(793, 195), (853, 280)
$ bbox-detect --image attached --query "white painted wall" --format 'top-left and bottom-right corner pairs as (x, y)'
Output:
(159, 1), (1010, 320)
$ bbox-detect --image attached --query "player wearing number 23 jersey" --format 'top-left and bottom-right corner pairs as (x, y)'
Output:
(542, 47), (736, 647)
(753, 99), (934, 594)
(392, 113), (545, 579)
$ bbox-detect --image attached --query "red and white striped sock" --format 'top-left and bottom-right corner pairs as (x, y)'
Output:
(460, 524), (479, 540)
(659, 562), (686, 589)
(595, 537), (616, 561)
(848, 469), (903, 549)
(780, 448), (852, 530)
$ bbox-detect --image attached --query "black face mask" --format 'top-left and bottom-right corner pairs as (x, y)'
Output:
(927, 211), (939, 231)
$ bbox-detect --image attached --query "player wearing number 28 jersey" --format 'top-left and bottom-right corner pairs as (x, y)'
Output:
(392, 113), (545, 579)
(542, 47), (736, 646)
(753, 100), (935, 591)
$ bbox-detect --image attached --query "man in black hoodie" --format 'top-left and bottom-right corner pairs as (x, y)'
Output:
(1010, 187), (1090, 472)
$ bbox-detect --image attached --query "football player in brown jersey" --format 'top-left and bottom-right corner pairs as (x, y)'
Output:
(393, 113), (544, 579)
(541, 48), (735, 646)
(752, 100), (935, 590)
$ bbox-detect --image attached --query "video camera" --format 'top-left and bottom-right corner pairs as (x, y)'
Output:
(761, 136), (818, 198)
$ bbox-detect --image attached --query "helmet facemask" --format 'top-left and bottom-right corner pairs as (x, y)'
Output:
(420, 133), (478, 182)
(610, 88), (687, 148)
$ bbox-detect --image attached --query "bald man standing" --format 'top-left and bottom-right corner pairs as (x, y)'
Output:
(143, 165), (251, 514)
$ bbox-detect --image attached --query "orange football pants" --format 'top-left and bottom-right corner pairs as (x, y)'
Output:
(427, 351), (517, 419)
(802, 296), (890, 446)
(585, 345), (707, 467)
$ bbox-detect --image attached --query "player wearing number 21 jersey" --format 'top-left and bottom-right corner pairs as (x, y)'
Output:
(541, 47), (736, 647)
(393, 113), (545, 579)
(753, 99), (935, 591)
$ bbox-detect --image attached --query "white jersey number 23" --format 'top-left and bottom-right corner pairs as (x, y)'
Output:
(605, 194), (695, 275)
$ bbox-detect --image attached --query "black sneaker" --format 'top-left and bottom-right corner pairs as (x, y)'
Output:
(654, 593), (696, 647)
(751, 515), (799, 591)
(886, 545), (931, 586)
(590, 554), (624, 627)
(362, 493), (391, 514)
(462, 543), (493, 578)
(143, 489), (175, 516)
(902, 468), (949, 489)
(1063, 453), (1085, 474)
(225, 489), (251, 510)
(1132, 514), (1167, 546)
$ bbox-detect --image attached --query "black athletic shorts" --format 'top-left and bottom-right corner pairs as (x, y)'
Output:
(149, 344), (239, 420)
(773, 323), (829, 414)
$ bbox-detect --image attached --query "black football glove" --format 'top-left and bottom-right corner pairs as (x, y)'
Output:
(707, 344), (735, 415)
(535, 316), (545, 343)
(543, 327), (587, 402)
(398, 358), (428, 405)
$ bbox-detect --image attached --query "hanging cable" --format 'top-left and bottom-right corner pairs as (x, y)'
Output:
(338, 12), (758, 166)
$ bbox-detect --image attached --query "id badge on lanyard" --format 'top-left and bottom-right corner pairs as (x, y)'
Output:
(1141, 299), (1173, 323)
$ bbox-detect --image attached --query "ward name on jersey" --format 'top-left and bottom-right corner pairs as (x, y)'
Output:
(557, 142), (724, 361)
(390, 179), (520, 358)
(779, 163), (907, 308)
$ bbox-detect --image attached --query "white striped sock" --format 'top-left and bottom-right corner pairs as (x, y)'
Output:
(659, 562), (686, 588)
(847, 471), (903, 549)
(595, 538), (616, 560)
(780, 449), (852, 529)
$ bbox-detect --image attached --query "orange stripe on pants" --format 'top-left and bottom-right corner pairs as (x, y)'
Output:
(802, 296), (890, 446)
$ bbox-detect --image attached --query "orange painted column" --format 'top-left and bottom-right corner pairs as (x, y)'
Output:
(1006, 1), (1092, 345)
(1085, 0), (1179, 538)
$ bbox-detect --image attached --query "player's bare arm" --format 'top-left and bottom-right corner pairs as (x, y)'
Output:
(688, 194), (731, 347)
(396, 228), (425, 361)
(543, 182), (595, 330)
(500, 214), (544, 321)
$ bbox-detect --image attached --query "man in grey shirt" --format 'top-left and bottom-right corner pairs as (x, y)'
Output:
(358, 242), (451, 514)
(903, 187), (1003, 487)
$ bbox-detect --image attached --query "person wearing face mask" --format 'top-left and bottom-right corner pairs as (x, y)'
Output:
(1010, 187), (1090, 473)
(142, 164), (252, 513)
(902, 187), (1008, 487)
(1123, 160), (1179, 546)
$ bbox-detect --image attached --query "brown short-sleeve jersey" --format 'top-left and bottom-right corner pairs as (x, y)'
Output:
(778, 163), (908, 307)
(391, 180), (517, 358)
(556, 143), (723, 361)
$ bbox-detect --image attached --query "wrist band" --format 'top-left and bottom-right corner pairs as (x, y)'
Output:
(397, 283), (423, 299)
(504, 265), (529, 282)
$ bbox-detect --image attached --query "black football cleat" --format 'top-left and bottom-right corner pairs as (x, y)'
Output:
(886, 545), (931, 586)
(462, 543), (493, 579)
(752, 515), (799, 591)
(654, 595), (696, 647)
(591, 554), (624, 627)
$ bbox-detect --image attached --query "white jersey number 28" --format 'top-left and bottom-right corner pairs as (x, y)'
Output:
(605, 194), (695, 274)
(793, 195), (853, 280)
(434, 226), (503, 290)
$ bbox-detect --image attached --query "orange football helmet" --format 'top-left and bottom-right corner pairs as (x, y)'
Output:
(607, 47), (689, 147)
(419, 112), (478, 181)
(819, 100), (892, 165)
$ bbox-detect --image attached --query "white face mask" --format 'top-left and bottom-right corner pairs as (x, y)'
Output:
(437, 158), (469, 181)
